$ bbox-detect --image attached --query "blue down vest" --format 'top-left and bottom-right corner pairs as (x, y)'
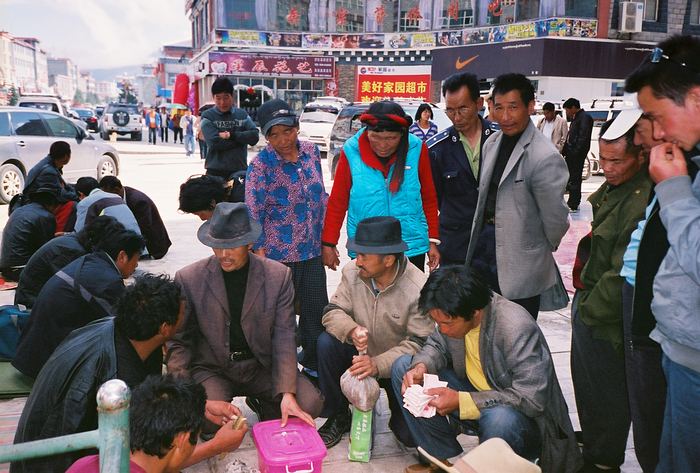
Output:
(344, 130), (428, 258)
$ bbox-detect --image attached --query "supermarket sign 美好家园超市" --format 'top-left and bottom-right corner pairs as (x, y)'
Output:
(355, 65), (431, 102)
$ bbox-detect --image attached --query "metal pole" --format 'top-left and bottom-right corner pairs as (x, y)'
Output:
(0, 379), (130, 472)
(97, 379), (131, 473)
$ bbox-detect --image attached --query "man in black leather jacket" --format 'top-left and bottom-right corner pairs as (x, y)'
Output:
(11, 274), (246, 473)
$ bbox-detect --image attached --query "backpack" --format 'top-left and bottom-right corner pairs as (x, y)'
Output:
(0, 305), (30, 360)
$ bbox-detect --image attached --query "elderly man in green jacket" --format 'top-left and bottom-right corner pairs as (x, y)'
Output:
(571, 118), (653, 473)
(316, 216), (435, 449)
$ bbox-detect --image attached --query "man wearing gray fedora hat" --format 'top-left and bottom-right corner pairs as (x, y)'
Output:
(166, 202), (324, 431)
(317, 216), (435, 448)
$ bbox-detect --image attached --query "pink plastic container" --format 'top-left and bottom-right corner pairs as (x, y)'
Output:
(252, 418), (327, 473)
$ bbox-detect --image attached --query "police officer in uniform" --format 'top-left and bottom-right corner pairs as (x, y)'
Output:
(427, 72), (498, 267)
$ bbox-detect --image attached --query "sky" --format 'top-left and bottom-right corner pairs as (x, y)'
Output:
(0, 0), (192, 71)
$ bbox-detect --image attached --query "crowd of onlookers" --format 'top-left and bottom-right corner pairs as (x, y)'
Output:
(2, 34), (700, 473)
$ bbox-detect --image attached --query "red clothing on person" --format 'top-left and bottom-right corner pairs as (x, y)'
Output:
(322, 130), (439, 246)
(66, 455), (147, 473)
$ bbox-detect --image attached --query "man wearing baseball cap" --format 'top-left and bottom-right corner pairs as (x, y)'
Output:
(166, 202), (324, 432)
(570, 113), (653, 473)
(600, 92), (667, 473)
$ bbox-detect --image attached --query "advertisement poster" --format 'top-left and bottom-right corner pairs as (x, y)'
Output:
(208, 52), (334, 78)
(356, 65), (431, 102)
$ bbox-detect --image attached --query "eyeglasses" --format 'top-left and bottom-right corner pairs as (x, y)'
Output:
(445, 106), (472, 118)
(651, 47), (700, 75)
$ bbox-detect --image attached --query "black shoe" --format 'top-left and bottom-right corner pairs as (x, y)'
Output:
(318, 410), (352, 448)
(245, 396), (264, 422)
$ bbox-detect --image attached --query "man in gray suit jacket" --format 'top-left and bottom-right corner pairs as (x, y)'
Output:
(391, 267), (582, 473)
(466, 73), (570, 319)
(536, 102), (568, 153)
(165, 203), (323, 432)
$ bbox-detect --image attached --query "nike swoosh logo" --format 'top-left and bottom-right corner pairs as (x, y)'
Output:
(455, 55), (479, 69)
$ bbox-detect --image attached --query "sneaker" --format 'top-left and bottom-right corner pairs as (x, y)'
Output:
(317, 410), (352, 448)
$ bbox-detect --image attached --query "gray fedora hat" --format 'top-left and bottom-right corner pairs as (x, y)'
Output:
(346, 216), (408, 254)
(197, 202), (261, 249)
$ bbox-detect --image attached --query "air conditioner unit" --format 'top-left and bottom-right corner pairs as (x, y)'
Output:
(620, 2), (644, 33)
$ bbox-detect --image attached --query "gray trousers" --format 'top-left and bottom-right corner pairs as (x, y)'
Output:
(571, 290), (631, 468)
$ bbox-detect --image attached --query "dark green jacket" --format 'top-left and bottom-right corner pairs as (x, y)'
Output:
(578, 168), (653, 351)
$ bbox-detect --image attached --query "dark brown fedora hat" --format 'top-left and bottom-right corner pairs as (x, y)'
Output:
(197, 202), (261, 249)
(346, 216), (408, 254)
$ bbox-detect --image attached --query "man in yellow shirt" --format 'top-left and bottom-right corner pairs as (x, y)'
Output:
(391, 266), (581, 473)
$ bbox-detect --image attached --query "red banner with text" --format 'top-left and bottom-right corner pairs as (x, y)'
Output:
(355, 66), (431, 102)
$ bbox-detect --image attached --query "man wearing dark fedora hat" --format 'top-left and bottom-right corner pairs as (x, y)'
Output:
(166, 202), (323, 431)
(317, 216), (435, 448)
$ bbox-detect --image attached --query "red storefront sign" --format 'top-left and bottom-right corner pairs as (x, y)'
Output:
(355, 66), (431, 102)
(208, 52), (334, 78)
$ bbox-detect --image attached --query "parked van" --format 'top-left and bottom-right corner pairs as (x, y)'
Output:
(298, 97), (347, 154)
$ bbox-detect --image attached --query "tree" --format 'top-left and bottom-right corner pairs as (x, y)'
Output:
(85, 92), (100, 105)
(8, 85), (19, 106)
(118, 80), (137, 104)
(74, 89), (84, 104)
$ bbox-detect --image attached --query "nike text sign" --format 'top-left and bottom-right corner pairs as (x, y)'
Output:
(355, 65), (431, 102)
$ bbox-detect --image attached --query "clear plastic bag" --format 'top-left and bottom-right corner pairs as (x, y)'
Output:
(340, 368), (380, 412)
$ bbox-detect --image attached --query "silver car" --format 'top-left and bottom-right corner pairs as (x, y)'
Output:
(0, 106), (120, 204)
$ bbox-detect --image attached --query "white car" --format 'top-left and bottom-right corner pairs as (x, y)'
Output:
(298, 97), (348, 153)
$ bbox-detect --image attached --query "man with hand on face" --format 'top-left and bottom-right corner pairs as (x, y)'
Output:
(570, 118), (652, 473)
(166, 202), (323, 435)
(426, 72), (498, 267)
(625, 34), (700, 472)
(316, 217), (435, 448)
(466, 73), (570, 319)
(200, 77), (259, 180)
(391, 266), (581, 473)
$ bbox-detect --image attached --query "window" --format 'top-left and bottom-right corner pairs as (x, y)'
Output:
(633, 0), (657, 21)
(435, 0), (475, 29)
(611, 82), (626, 97)
(43, 114), (77, 138)
(11, 112), (47, 136)
(690, 0), (700, 24)
(0, 113), (10, 137)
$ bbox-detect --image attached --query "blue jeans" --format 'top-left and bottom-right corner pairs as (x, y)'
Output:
(184, 135), (195, 156)
(391, 355), (541, 461)
(656, 354), (700, 473)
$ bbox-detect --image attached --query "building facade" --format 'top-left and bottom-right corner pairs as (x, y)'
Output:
(186, 0), (700, 114)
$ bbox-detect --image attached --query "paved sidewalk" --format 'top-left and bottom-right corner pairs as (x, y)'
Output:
(0, 139), (642, 472)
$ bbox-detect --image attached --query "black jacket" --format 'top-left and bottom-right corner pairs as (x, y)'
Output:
(24, 155), (78, 203)
(427, 117), (498, 264)
(562, 109), (593, 160)
(14, 233), (87, 309)
(12, 251), (124, 378)
(0, 202), (55, 270)
(11, 318), (118, 473)
(124, 186), (171, 259)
